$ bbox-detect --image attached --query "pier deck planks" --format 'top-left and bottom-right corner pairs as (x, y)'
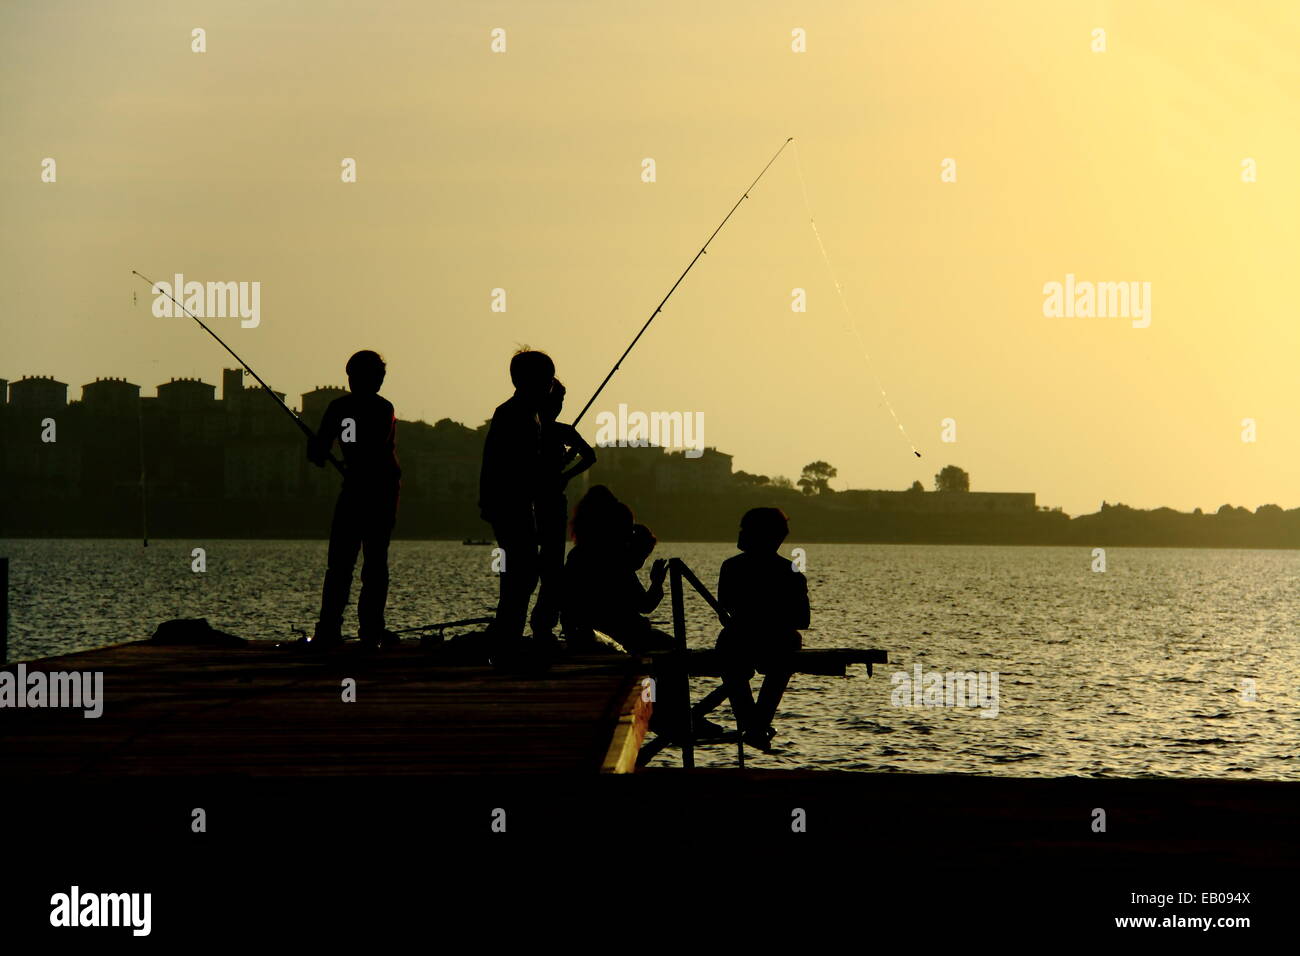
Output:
(0, 641), (646, 777)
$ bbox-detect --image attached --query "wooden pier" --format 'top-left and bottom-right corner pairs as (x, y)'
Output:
(0, 638), (890, 778)
(0, 639), (652, 777)
(0, 557), (888, 778)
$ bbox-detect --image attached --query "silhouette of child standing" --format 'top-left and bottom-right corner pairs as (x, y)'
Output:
(478, 348), (555, 643)
(307, 350), (401, 648)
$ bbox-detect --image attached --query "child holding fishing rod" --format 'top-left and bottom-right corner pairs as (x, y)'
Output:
(306, 350), (402, 649)
(129, 273), (399, 649)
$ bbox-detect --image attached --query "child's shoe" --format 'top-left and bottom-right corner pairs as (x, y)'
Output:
(359, 627), (400, 650)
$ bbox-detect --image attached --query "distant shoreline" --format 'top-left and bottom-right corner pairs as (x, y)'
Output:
(4, 535), (1300, 551)
(4, 489), (1298, 549)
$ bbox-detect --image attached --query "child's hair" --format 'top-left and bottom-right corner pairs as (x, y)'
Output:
(542, 379), (566, 422)
(572, 484), (627, 544)
(510, 347), (555, 388)
(345, 350), (386, 391)
(738, 507), (790, 552)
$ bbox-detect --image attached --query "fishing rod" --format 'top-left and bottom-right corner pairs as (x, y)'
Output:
(131, 270), (345, 475)
(572, 136), (795, 426)
(393, 616), (495, 636)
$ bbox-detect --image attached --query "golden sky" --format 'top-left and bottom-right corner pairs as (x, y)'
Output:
(3, 0), (1298, 515)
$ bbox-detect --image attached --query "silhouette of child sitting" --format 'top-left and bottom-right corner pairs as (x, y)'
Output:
(714, 507), (808, 750)
(562, 486), (672, 655)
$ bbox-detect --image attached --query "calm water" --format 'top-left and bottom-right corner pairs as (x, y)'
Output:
(3, 539), (1296, 779)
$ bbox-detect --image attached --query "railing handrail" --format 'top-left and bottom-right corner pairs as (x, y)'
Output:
(667, 557), (732, 629)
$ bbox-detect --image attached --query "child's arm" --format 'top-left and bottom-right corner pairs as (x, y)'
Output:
(789, 571), (810, 630)
(633, 559), (668, 613)
(382, 399), (400, 477)
(478, 414), (506, 520)
(557, 423), (597, 486)
(716, 561), (736, 620)
(307, 400), (342, 467)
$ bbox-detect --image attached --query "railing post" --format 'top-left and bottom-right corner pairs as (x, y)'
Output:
(670, 559), (686, 651)
(669, 559), (693, 769)
(0, 557), (8, 664)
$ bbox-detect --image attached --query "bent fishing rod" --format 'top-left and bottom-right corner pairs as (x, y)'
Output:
(571, 136), (795, 427)
(131, 269), (345, 476)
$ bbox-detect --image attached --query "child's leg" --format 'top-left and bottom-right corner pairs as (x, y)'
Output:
(528, 494), (566, 636)
(319, 492), (363, 636)
(751, 630), (801, 730)
(491, 508), (540, 640)
(722, 668), (756, 731)
(752, 671), (793, 731)
(357, 491), (397, 636)
(715, 627), (756, 729)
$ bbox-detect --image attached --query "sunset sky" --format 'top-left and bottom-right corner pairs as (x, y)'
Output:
(3, 0), (1298, 516)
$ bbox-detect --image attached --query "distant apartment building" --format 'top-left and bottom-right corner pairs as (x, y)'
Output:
(82, 377), (141, 415)
(4, 375), (78, 495)
(300, 384), (348, 427)
(147, 377), (224, 497)
(0, 367), (489, 519)
(9, 374), (68, 411)
(79, 378), (143, 497)
(156, 376), (215, 409)
(220, 369), (303, 498)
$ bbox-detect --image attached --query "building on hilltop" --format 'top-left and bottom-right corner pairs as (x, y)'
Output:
(654, 447), (733, 495)
(577, 443), (735, 506)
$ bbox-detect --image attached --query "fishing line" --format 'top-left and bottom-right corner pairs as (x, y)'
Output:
(791, 142), (922, 458)
(573, 137), (795, 427)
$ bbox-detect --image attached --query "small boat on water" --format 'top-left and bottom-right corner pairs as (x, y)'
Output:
(462, 538), (492, 546)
